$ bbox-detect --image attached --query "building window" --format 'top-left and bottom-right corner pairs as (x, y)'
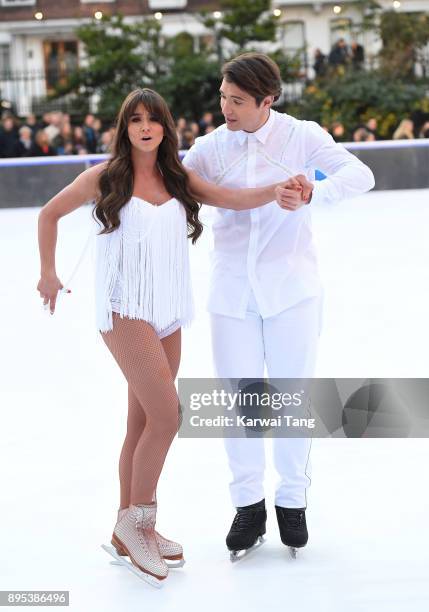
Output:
(0, 0), (36, 6)
(330, 18), (353, 46)
(43, 40), (78, 94)
(279, 21), (307, 70)
(0, 44), (11, 72)
(148, 0), (187, 9)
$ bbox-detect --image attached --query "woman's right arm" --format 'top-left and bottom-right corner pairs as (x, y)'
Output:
(37, 162), (106, 314)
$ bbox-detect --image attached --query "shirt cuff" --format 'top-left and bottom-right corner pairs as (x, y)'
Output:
(309, 180), (328, 206)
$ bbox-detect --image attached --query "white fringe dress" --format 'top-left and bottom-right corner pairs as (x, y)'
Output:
(95, 196), (194, 338)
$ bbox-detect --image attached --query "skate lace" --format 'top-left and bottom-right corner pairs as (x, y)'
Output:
(136, 519), (157, 557)
(231, 510), (257, 533)
(284, 509), (304, 530)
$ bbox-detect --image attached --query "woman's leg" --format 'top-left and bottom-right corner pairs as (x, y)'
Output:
(116, 327), (182, 509)
(101, 314), (181, 505)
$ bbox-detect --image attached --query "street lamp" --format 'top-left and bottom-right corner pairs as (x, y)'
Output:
(213, 11), (223, 63)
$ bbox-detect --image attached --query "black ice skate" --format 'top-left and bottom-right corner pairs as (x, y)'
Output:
(275, 506), (308, 559)
(226, 499), (267, 562)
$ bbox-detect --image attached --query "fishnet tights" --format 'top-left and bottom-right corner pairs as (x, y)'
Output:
(101, 313), (181, 506)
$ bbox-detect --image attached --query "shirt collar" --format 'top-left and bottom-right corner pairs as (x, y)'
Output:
(233, 109), (276, 146)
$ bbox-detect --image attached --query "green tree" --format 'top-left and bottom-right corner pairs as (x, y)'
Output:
(52, 14), (169, 119)
(379, 11), (429, 79)
(202, 0), (278, 50)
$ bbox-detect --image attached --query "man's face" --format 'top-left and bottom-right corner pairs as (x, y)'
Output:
(219, 78), (272, 133)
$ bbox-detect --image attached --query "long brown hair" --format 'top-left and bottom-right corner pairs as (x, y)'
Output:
(93, 88), (203, 243)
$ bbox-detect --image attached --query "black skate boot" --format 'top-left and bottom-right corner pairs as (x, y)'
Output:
(226, 499), (267, 562)
(275, 506), (308, 559)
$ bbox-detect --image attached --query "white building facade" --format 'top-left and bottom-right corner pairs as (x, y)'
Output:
(0, 0), (427, 115)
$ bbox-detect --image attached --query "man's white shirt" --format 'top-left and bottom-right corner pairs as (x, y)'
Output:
(182, 109), (375, 319)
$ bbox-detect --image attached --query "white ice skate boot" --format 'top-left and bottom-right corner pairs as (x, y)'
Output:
(102, 503), (168, 587)
(113, 508), (185, 568)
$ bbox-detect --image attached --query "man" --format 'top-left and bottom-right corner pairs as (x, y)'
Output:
(183, 53), (374, 558)
(328, 38), (349, 67)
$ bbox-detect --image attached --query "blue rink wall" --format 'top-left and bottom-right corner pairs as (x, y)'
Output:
(0, 139), (428, 208)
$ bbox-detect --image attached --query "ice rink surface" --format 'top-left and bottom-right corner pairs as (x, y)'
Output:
(1, 189), (429, 611)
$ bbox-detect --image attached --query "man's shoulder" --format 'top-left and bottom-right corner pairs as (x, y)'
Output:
(193, 123), (227, 150)
(274, 110), (325, 137)
(271, 109), (305, 133)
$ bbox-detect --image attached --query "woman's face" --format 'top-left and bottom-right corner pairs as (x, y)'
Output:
(127, 103), (164, 154)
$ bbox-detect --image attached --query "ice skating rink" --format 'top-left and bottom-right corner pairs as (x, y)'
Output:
(1, 189), (429, 612)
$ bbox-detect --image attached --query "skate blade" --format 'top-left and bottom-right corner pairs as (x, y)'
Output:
(106, 547), (185, 569)
(288, 546), (298, 559)
(164, 557), (185, 568)
(229, 535), (265, 563)
(101, 545), (164, 588)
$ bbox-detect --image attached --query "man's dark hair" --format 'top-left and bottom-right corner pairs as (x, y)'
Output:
(221, 52), (282, 106)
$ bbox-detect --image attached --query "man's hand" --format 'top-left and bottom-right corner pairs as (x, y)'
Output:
(275, 174), (313, 211)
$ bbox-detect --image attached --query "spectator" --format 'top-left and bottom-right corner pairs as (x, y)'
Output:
(393, 118), (414, 140)
(176, 117), (187, 147)
(40, 112), (52, 129)
(199, 111), (214, 133)
(365, 117), (379, 140)
(83, 113), (97, 153)
(331, 121), (347, 142)
(352, 127), (375, 142)
(98, 130), (113, 153)
(189, 121), (200, 138)
(24, 113), (38, 136)
(418, 121), (429, 138)
(52, 123), (74, 155)
(17, 125), (34, 156)
(176, 117), (186, 130)
(72, 126), (88, 154)
(29, 130), (57, 156)
(205, 125), (215, 134)
(44, 111), (63, 144)
(0, 116), (20, 157)
(351, 41), (365, 70)
(180, 128), (195, 150)
(313, 48), (327, 77)
(328, 38), (349, 67)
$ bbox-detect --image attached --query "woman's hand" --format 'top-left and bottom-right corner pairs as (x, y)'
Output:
(276, 175), (314, 211)
(37, 274), (66, 315)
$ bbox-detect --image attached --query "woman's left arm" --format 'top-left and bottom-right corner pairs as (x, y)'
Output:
(186, 168), (278, 210)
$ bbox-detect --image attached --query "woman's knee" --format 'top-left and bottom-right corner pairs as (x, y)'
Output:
(148, 403), (180, 438)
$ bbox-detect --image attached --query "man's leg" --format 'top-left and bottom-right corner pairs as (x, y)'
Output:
(263, 295), (323, 508)
(210, 293), (266, 507)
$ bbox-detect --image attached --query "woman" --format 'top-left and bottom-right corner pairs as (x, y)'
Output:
(37, 88), (300, 585)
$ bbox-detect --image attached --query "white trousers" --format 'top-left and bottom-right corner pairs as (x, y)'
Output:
(210, 291), (323, 509)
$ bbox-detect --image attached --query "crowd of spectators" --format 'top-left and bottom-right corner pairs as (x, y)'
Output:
(0, 111), (115, 158)
(313, 38), (366, 77)
(1, 107), (428, 158)
(322, 116), (429, 143)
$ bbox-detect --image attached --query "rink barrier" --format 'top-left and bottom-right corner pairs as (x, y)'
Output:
(0, 140), (428, 208)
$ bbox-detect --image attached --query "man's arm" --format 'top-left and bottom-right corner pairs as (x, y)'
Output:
(181, 139), (209, 180)
(186, 168), (290, 211)
(303, 121), (375, 206)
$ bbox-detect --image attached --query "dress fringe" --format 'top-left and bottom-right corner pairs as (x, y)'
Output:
(95, 199), (194, 333)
